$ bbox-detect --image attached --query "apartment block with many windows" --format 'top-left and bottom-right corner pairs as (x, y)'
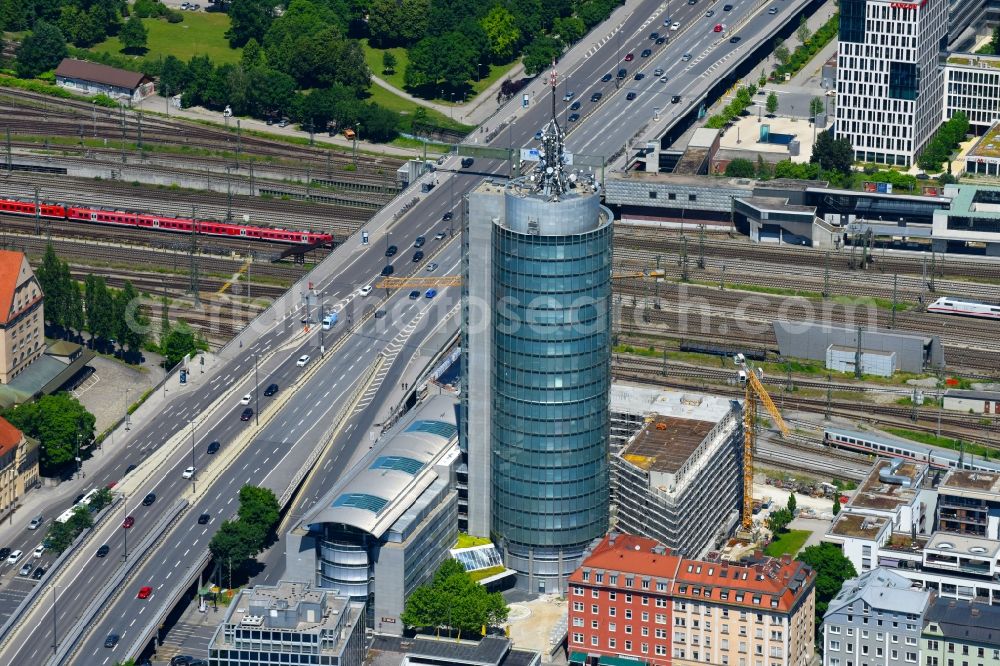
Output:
(922, 597), (1000, 666)
(0, 251), (44, 384)
(567, 533), (816, 666)
(836, 0), (947, 166)
(822, 568), (931, 666)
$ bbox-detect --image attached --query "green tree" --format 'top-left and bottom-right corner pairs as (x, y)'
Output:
(766, 91), (778, 115)
(796, 16), (810, 45)
(401, 558), (509, 634)
(787, 493), (797, 514)
(159, 55), (189, 96)
(809, 96), (824, 118)
(811, 129), (854, 175)
(367, 0), (429, 46)
(36, 243), (82, 333)
(522, 35), (561, 76)
(832, 497), (841, 515)
(758, 68), (767, 87)
(481, 5), (521, 62)
(237, 485), (280, 536)
(45, 520), (76, 553)
(209, 519), (263, 568)
(3, 393), (95, 475)
(774, 45), (791, 67)
(552, 16), (585, 46)
(116, 280), (149, 357)
(119, 14), (148, 54)
(16, 20), (67, 78)
(992, 25), (1000, 55)
(724, 158), (756, 178)
(767, 508), (793, 534)
(159, 320), (206, 369)
(797, 543), (857, 635)
(382, 50), (397, 74)
(226, 0), (273, 48)
(360, 102), (399, 142)
(755, 155), (772, 180)
(89, 487), (114, 512)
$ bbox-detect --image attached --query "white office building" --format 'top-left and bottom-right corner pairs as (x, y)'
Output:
(836, 0), (948, 166)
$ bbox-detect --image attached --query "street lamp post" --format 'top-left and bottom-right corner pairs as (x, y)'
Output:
(190, 420), (197, 493)
(254, 355), (259, 426)
(124, 388), (130, 431)
(92, 101), (96, 138)
(51, 585), (58, 655)
(477, 63), (481, 85)
(123, 495), (128, 561)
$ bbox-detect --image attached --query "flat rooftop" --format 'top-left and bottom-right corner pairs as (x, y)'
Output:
(738, 195), (816, 213)
(828, 512), (890, 539)
(939, 469), (1000, 496)
(947, 54), (1000, 70)
(926, 532), (1000, 558)
(621, 415), (718, 474)
(610, 382), (736, 422)
(968, 125), (1000, 159)
(228, 581), (352, 634)
(850, 459), (925, 511)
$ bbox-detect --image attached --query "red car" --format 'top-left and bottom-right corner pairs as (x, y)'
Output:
(122, 516), (135, 529)
(137, 586), (153, 599)
(624, 52), (634, 61)
(714, 23), (724, 32)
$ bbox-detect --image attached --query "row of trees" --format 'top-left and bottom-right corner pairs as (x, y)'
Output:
(705, 83), (760, 129)
(771, 14), (839, 81)
(45, 487), (113, 552)
(401, 558), (509, 635)
(36, 245), (149, 358)
(1, 0), (127, 48)
(208, 485), (281, 578)
(917, 111), (969, 173)
(3, 392), (96, 475)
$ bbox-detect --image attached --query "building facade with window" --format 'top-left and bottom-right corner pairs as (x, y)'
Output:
(822, 568), (931, 666)
(836, 0), (948, 166)
(921, 597), (1000, 666)
(567, 533), (816, 666)
(0, 251), (44, 384)
(461, 120), (612, 593)
(207, 581), (365, 666)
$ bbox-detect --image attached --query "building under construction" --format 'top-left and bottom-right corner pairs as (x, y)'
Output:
(611, 391), (743, 558)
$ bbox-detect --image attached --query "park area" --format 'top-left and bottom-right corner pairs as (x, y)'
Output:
(90, 12), (240, 64)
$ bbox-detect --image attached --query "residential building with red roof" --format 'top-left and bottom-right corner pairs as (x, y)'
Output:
(0, 250), (44, 384)
(567, 533), (816, 666)
(0, 415), (38, 521)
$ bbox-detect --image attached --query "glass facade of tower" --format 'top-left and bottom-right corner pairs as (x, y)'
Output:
(491, 217), (612, 586)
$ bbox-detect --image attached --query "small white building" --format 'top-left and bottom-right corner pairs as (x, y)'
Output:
(826, 344), (896, 377)
(943, 389), (1000, 414)
(54, 59), (154, 104)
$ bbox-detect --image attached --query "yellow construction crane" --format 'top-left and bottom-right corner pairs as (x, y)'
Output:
(735, 354), (790, 533)
(375, 270), (665, 290)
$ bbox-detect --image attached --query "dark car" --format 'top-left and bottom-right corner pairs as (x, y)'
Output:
(374, 310), (387, 319)
(171, 657), (195, 666)
(122, 516), (134, 529)
(241, 408), (253, 422)
(460, 157), (474, 168)
(198, 513), (211, 525)
(385, 245), (397, 257)
(75, 493), (85, 505)
(412, 250), (424, 262)
(568, 113), (580, 122)
(688, 0), (696, 4)
(381, 265), (394, 276)
(264, 383), (278, 396)
(626, 92), (638, 100)
(32, 566), (45, 580)
(96, 544), (110, 558)
(0, 548), (9, 561)
(656, 36), (666, 44)
(723, 3), (733, 8)
(569, 101), (581, 110)
(617, 68), (627, 79)
(641, 49), (652, 58)
(729, 35), (741, 43)
(624, 52), (634, 62)
(105, 634), (119, 649)
(142, 493), (156, 506)
(634, 72), (645, 81)
(671, 95), (682, 103)
(601, 72), (613, 82)
(414, 236), (426, 248)
(590, 92), (603, 102)
(409, 290), (420, 300)
(207, 441), (221, 455)
(650, 31), (659, 39)
(125, 464), (137, 474)
(442, 211), (453, 221)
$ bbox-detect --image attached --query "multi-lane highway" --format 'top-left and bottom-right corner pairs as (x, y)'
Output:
(0, 0), (816, 661)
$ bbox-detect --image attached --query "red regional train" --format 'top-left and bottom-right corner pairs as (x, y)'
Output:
(0, 197), (334, 246)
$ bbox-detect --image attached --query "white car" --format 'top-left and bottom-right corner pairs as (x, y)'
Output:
(239, 393), (252, 405)
(27, 515), (43, 530)
(359, 285), (373, 297)
(33, 545), (45, 559)
(670, 21), (681, 30)
(296, 355), (310, 367)
(7, 549), (22, 564)
(182, 466), (196, 479)
(426, 263), (438, 272)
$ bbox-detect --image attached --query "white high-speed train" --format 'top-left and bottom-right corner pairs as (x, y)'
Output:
(926, 297), (1000, 320)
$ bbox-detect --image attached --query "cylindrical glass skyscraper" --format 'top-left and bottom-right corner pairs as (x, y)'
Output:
(490, 180), (613, 592)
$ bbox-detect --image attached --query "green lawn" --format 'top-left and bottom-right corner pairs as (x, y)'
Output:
(455, 533), (492, 549)
(363, 83), (472, 133)
(90, 13), (240, 64)
(764, 530), (811, 558)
